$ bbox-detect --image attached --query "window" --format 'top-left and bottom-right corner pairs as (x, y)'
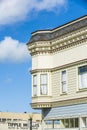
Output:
(45, 120), (53, 129)
(2, 118), (6, 122)
(65, 119), (69, 128)
(45, 120), (53, 125)
(13, 119), (17, 121)
(78, 65), (87, 89)
(7, 119), (11, 121)
(70, 118), (74, 128)
(33, 75), (37, 96)
(54, 120), (60, 128)
(54, 120), (60, 125)
(45, 120), (60, 129)
(40, 74), (47, 95)
(23, 123), (28, 127)
(62, 118), (78, 128)
(61, 70), (67, 93)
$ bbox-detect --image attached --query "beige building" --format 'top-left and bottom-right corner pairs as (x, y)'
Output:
(27, 15), (87, 130)
(0, 112), (41, 130)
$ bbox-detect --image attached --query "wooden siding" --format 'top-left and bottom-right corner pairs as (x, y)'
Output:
(52, 63), (87, 103)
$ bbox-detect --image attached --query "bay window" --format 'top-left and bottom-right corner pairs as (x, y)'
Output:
(78, 65), (87, 89)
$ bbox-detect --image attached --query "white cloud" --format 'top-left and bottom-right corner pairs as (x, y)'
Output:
(34, 0), (67, 11)
(0, 0), (67, 25)
(0, 37), (30, 63)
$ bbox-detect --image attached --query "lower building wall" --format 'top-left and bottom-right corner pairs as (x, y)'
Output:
(42, 103), (87, 130)
(0, 123), (8, 130)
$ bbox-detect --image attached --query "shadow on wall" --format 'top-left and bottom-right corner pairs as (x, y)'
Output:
(42, 108), (51, 119)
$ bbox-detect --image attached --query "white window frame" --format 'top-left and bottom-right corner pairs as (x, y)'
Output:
(78, 65), (87, 89)
(40, 74), (48, 95)
(33, 75), (37, 96)
(61, 70), (67, 93)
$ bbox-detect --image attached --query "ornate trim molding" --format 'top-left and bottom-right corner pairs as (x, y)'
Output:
(28, 27), (87, 56)
(31, 102), (52, 109)
(30, 68), (51, 74)
(31, 96), (87, 109)
(27, 15), (87, 44)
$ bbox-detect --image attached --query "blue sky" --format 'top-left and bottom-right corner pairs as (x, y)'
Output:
(0, 0), (87, 113)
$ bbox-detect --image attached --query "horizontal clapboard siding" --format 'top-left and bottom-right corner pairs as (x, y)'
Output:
(52, 63), (87, 102)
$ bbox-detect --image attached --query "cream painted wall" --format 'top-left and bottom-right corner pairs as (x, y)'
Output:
(0, 124), (8, 130)
(32, 54), (53, 70)
(32, 55), (38, 70)
(32, 42), (87, 70)
(53, 42), (87, 68)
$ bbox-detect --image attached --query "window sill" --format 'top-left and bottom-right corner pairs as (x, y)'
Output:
(32, 95), (52, 98)
(77, 88), (87, 93)
(32, 95), (38, 98)
(60, 92), (67, 96)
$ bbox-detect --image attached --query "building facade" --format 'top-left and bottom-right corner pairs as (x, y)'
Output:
(27, 15), (87, 130)
(0, 112), (41, 130)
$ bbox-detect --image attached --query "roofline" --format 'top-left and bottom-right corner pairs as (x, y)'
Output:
(31, 15), (87, 36)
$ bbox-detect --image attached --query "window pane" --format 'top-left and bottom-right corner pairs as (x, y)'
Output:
(62, 82), (66, 92)
(79, 65), (87, 89)
(64, 119), (69, 128)
(41, 85), (47, 95)
(40, 74), (47, 95)
(33, 75), (37, 96)
(41, 74), (47, 84)
(79, 73), (87, 88)
(69, 118), (74, 128)
(54, 120), (60, 128)
(33, 86), (37, 96)
(61, 70), (67, 92)
(62, 71), (66, 81)
(75, 118), (78, 128)
(33, 75), (37, 85)
(45, 120), (53, 129)
(78, 65), (87, 73)
(54, 120), (60, 124)
(45, 120), (53, 125)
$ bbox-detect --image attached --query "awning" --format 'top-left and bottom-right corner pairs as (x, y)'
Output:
(44, 103), (87, 120)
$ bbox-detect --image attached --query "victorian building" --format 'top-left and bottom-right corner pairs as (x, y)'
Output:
(27, 15), (87, 130)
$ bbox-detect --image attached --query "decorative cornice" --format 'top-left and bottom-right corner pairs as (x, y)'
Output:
(27, 15), (87, 44)
(31, 102), (52, 109)
(31, 96), (87, 109)
(28, 27), (87, 56)
(30, 58), (87, 74)
(30, 68), (51, 74)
